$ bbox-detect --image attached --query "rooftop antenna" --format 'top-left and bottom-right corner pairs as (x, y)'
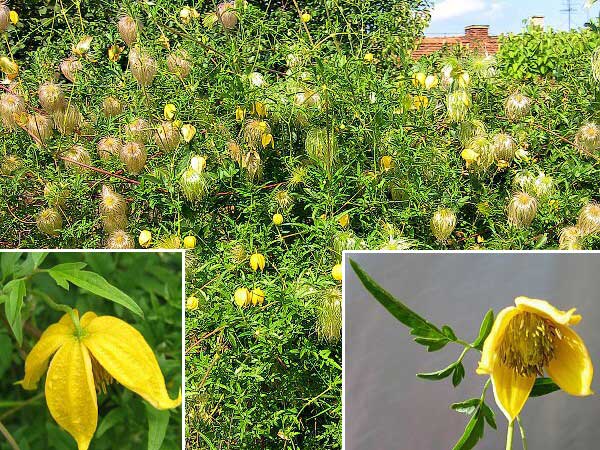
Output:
(561, 0), (576, 30)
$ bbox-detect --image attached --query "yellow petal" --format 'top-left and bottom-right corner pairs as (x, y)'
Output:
(164, 103), (177, 121)
(83, 316), (181, 410)
(491, 362), (535, 422)
(19, 314), (74, 390)
(514, 296), (581, 326)
(9, 10), (18, 24)
(547, 324), (594, 396)
(477, 306), (519, 375)
(46, 338), (97, 450)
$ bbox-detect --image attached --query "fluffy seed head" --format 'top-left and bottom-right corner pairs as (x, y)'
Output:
(102, 96), (123, 117)
(53, 104), (83, 135)
(154, 235), (181, 249)
(44, 182), (69, 208)
(1, 155), (21, 175)
(0, 93), (25, 129)
(117, 16), (139, 46)
(244, 119), (271, 149)
(227, 140), (242, 163)
(316, 288), (342, 343)
(592, 47), (600, 83)
(491, 132), (517, 163)
(63, 145), (91, 172)
(508, 192), (538, 227)
(166, 49), (192, 78)
(504, 93), (531, 121)
(512, 170), (535, 192)
(577, 202), (600, 236)
(36, 208), (63, 237)
(180, 167), (209, 202)
(120, 141), (147, 174)
(464, 135), (495, 172)
(574, 122), (600, 156)
(38, 82), (65, 113)
(124, 117), (151, 142)
(100, 185), (127, 233)
(241, 150), (262, 181)
(154, 121), (180, 152)
(531, 172), (554, 200)
(26, 113), (53, 145)
(430, 208), (457, 242)
(97, 136), (122, 160)
(305, 127), (338, 172)
(446, 90), (471, 123)
(559, 226), (583, 250)
(59, 57), (83, 83)
(0, 3), (9, 32)
(129, 47), (157, 87)
(230, 242), (247, 263)
(106, 230), (135, 249)
(457, 119), (486, 146)
(216, 2), (238, 30)
(273, 190), (293, 210)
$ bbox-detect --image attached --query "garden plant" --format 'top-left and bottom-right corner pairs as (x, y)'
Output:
(1, 0), (600, 448)
(0, 251), (183, 450)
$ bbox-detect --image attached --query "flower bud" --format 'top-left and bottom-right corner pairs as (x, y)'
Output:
(316, 287), (342, 342)
(129, 47), (157, 87)
(120, 141), (147, 174)
(38, 82), (65, 114)
(574, 122), (600, 157)
(167, 49), (192, 78)
(154, 121), (180, 152)
(251, 288), (265, 306)
(124, 117), (151, 143)
(53, 104), (83, 135)
(0, 92), (25, 129)
(412, 72), (426, 87)
(117, 16), (139, 47)
(138, 229), (152, 248)
(102, 96), (123, 117)
(183, 235), (197, 249)
(0, 56), (18, 79)
(430, 208), (457, 242)
(97, 136), (122, 160)
(216, 2), (238, 30)
(504, 93), (531, 121)
(186, 295), (199, 310)
(106, 230), (135, 249)
(331, 263), (342, 281)
(27, 113), (53, 145)
(37, 208), (62, 236)
(59, 57), (83, 83)
(272, 213), (283, 225)
(508, 192), (537, 227)
(249, 253), (265, 271)
(559, 226), (583, 250)
(180, 124), (197, 143)
(234, 287), (250, 307)
(577, 202), (600, 236)
(63, 145), (91, 172)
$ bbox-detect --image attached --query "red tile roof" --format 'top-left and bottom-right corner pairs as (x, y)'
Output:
(413, 25), (499, 59)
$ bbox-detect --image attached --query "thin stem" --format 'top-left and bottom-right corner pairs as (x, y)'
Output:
(517, 416), (528, 450)
(505, 420), (514, 450)
(0, 420), (20, 450)
(31, 290), (81, 334)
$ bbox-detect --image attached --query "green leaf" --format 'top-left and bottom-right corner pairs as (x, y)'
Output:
(452, 409), (485, 450)
(4, 279), (25, 345)
(1, 252), (23, 281)
(48, 263), (144, 318)
(145, 403), (170, 450)
(452, 362), (465, 387)
(349, 260), (445, 344)
(472, 309), (494, 350)
(417, 360), (458, 380)
(530, 377), (560, 397)
(451, 398), (480, 416)
(97, 407), (127, 438)
(442, 325), (458, 341)
(481, 403), (496, 430)
(14, 252), (49, 277)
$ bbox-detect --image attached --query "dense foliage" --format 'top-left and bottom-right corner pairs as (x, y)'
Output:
(0, 252), (183, 450)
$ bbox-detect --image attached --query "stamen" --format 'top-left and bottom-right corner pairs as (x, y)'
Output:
(90, 355), (114, 393)
(498, 312), (561, 377)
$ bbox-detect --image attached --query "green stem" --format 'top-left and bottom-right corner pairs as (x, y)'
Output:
(517, 416), (528, 450)
(31, 290), (82, 335)
(0, 420), (20, 450)
(505, 420), (514, 450)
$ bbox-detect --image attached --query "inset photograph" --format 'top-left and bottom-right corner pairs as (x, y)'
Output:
(345, 252), (598, 450)
(0, 251), (183, 450)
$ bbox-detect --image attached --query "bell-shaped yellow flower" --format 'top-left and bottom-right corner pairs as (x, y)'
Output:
(477, 296), (593, 423)
(20, 311), (181, 450)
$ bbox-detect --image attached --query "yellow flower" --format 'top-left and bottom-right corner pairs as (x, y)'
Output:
(477, 296), (594, 423)
(107, 44), (124, 62)
(425, 74), (438, 89)
(363, 53), (374, 63)
(338, 213), (350, 228)
(180, 124), (197, 143)
(138, 229), (152, 248)
(20, 312), (181, 450)
(300, 13), (311, 23)
(331, 264), (343, 281)
(254, 101), (267, 117)
(9, 10), (18, 24)
(164, 103), (177, 120)
(183, 235), (197, 249)
(261, 132), (274, 148)
(461, 148), (479, 168)
(72, 36), (93, 56)
(186, 295), (199, 310)
(250, 253), (266, 271)
(234, 287), (251, 307)
(412, 72), (426, 87)
(235, 106), (246, 121)
(251, 288), (265, 306)
(272, 213), (283, 225)
(411, 95), (429, 110)
(380, 155), (394, 171)
(0, 56), (18, 79)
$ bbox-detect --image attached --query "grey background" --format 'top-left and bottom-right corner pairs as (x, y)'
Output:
(345, 252), (600, 450)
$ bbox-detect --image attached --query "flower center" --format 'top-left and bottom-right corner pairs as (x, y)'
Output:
(90, 354), (114, 393)
(498, 312), (561, 377)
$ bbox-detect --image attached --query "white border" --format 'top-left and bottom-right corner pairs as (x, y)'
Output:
(340, 249), (600, 450)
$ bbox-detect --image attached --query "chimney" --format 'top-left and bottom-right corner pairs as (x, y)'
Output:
(464, 25), (489, 40)
(530, 16), (545, 29)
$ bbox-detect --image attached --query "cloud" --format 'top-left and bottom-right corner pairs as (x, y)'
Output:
(430, 0), (506, 23)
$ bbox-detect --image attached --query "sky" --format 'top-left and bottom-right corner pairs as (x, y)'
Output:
(425, 0), (600, 35)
